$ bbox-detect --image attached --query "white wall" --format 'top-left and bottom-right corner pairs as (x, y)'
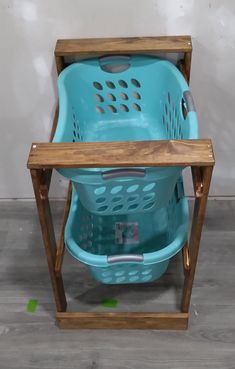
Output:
(0, 0), (234, 198)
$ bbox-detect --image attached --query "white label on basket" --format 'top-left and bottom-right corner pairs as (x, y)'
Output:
(115, 222), (139, 245)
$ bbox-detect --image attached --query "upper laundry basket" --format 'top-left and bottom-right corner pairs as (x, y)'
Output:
(53, 55), (198, 215)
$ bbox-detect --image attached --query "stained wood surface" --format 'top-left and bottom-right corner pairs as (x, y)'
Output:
(57, 312), (188, 330)
(55, 36), (192, 57)
(27, 140), (215, 169)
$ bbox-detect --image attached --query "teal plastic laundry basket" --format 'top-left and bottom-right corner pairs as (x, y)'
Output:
(53, 55), (198, 215)
(65, 179), (188, 284)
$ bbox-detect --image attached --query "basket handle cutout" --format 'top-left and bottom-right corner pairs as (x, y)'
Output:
(99, 55), (131, 73)
(182, 90), (196, 119)
(175, 178), (185, 202)
(102, 168), (146, 180)
(107, 254), (144, 264)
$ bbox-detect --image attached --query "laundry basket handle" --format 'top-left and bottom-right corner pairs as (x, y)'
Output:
(99, 55), (131, 73)
(102, 168), (146, 180)
(107, 254), (144, 263)
(183, 91), (196, 112)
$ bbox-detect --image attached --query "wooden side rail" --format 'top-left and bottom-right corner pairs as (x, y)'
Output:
(55, 36), (192, 57)
(54, 36), (192, 81)
(56, 312), (189, 330)
(27, 139), (214, 169)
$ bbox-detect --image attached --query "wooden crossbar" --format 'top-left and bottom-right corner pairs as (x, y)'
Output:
(27, 140), (214, 169)
(55, 36), (192, 57)
(56, 312), (189, 330)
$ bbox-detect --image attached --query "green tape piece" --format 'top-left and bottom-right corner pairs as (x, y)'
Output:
(26, 299), (38, 313)
(101, 298), (118, 308)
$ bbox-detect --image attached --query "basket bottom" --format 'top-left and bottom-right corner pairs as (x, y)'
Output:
(84, 116), (166, 142)
(90, 260), (169, 284)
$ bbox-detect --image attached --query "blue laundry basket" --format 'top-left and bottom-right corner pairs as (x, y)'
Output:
(65, 179), (189, 284)
(53, 55), (198, 215)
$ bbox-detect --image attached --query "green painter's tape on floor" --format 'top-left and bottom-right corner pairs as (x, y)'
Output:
(27, 299), (38, 313)
(101, 298), (118, 308)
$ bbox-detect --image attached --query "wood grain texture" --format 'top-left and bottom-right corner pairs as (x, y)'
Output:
(27, 140), (215, 169)
(57, 312), (188, 330)
(55, 36), (192, 57)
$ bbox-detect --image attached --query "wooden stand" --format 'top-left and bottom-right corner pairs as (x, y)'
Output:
(27, 36), (215, 329)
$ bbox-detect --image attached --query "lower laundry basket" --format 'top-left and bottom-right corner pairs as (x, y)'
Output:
(53, 55), (198, 215)
(65, 180), (189, 284)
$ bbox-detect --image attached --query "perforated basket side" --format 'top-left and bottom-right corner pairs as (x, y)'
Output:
(65, 184), (188, 270)
(73, 168), (180, 215)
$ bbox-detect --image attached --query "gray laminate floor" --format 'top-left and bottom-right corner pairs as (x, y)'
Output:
(0, 199), (235, 369)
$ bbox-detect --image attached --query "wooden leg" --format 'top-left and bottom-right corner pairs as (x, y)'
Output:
(184, 51), (192, 83)
(55, 55), (65, 75)
(55, 181), (72, 275)
(49, 104), (59, 142)
(192, 167), (203, 198)
(30, 169), (67, 312)
(177, 51), (192, 83)
(181, 166), (213, 312)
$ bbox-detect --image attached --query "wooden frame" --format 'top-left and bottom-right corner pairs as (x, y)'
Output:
(27, 36), (215, 329)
